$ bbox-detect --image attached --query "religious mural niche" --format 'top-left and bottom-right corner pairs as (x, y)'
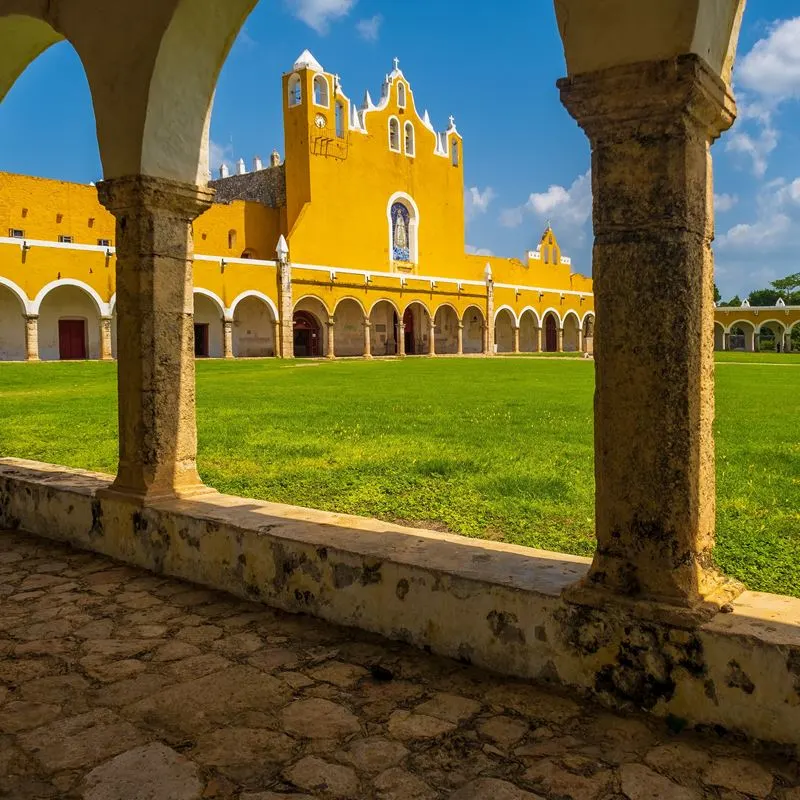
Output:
(392, 202), (411, 262)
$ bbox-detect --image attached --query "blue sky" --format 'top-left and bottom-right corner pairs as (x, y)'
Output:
(1, 1), (799, 298)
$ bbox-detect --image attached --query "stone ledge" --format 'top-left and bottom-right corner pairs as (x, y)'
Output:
(1, 457), (799, 751)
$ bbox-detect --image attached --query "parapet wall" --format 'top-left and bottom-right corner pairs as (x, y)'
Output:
(1, 458), (798, 752)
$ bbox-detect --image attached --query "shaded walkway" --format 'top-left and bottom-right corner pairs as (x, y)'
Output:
(0, 530), (796, 799)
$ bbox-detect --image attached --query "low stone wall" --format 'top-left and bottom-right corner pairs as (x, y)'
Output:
(1, 458), (798, 751)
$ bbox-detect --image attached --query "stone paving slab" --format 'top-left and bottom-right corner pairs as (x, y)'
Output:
(0, 529), (797, 800)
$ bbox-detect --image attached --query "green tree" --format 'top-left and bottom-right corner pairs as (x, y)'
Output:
(722, 294), (741, 307)
(771, 272), (800, 294)
(714, 283), (721, 303)
(748, 289), (781, 306)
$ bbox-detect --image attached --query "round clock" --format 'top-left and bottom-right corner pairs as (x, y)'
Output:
(314, 113), (327, 128)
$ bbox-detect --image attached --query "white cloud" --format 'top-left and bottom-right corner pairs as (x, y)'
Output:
(285, 0), (357, 34)
(209, 140), (233, 173)
(717, 213), (791, 249)
(465, 245), (495, 257)
(738, 17), (800, 100)
(526, 170), (592, 227)
(356, 14), (382, 41)
(499, 207), (524, 229)
(465, 186), (496, 220)
(714, 193), (738, 213)
(724, 124), (778, 178)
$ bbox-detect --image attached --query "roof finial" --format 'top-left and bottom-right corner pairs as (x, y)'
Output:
(448, 115), (455, 128)
(393, 56), (400, 71)
(546, 218), (552, 230)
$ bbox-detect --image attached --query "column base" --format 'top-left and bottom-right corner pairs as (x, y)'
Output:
(562, 572), (745, 628)
(96, 480), (219, 506)
(363, 354), (373, 360)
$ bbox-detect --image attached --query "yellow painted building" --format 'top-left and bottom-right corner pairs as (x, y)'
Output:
(4, 51), (789, 363)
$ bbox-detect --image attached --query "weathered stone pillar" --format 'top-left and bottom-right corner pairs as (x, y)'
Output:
(535, 325), (542, 353)
(428, 320), (436, 356)
(723, 332), (730, 351)
(271, 319), (281, 358)
(363, 320), (373, 359)
(398, 323), (406, 357)
(577, 328), (584, 354)
(24, 315), (39, 362)
(512, 325), (520, 354)
(96, 175), (214, 503)
(223, 320), (234, 359)
(785, 332), (793, 353)
(485, 283), (495, 356)
(99, 316), (114, 360)
(557, 327), (564, 353)
(326, 317), (336, 360)
(278, 255), (294, 359)
(559, 56), (742, 620)
(457, 321), (464, 356)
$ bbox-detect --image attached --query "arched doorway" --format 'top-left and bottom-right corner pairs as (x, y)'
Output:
(758, 321), (784, 353)
(369, 300), (399, 356)
(583, 314), (595, 354)
(0, 285), (27, 360)
(462, 306), (485, 354)
(38, 285), (102, 361)
(495, 308), (516, 353)
(193, 292), (224, 358)
(433, 305), (459, 354)
(519, 310), (539, 353)
(563, 312), (580, 352)
(402, 302), (431, 355)
(729, 322), (755, 352)
(333, 299), (366, 357)
(714, 323), (725, 351)
(233, 295), (276, 357)
(293, 311), (321, 358)
(544, 312), (559, 352)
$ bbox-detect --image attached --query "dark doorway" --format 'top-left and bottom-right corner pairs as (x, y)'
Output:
(58, 319), (87, 360)
(194, 323), (209, 357)
(403, 308), (416, 355)
(545, 314), (558, 352)
(293, 311), (321, 357)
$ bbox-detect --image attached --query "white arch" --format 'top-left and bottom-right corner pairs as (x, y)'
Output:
(494, 305), (519, 326)
(724, 318), (756, 334)
(433, 302), (460, 319)
(313, 73), (329, 108)
(563, 309), (581, 327)
(369, 297), (401, 316)
(519, 306), (542, 328)
(0, 276), (33, 314)
(387, 190), (420, 267)
(580, 310), (595, 327)
(33, 279), (109, 316)
(193, 287), (225, 317)
(333, 296), (367, 317)
(755, 318), (787, 335)
(401, 299), (432, 318)
(388, 116), (401, 152)
(461, 304), (486, 323)
(287, 73), (302, 107)
(404, 121), (415, 157)
(294, 294), (332, 319)
(227, 290), (279, 322)
(541, 307), (563, 329)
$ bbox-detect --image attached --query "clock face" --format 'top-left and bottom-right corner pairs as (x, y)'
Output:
(315, 113), (327, 128)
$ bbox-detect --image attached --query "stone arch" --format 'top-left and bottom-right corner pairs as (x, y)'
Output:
(542, 310), (561, 353)
(230, 293), (276, 358)
(293, 295), (329, 358)
(193, 289), (224, 358)
(461, 305), (485, 354)
(33, 279), (108, 317)
(433, 303), (459, 354)
(494, 307), (517, 354)
(368, 299), (399, 356)
(714, 321), (725, 351)
(756, 319), (786, 353)
(333, 297), (366, 357)
(0, 281), (27, 360)
(581, 312), (595, 354)
(563, 310), (581, 352)
(727, 319), (756, 352)
(401, 300), (432, 356)
(37, 283), (102, 360)
(519, 308), (540, 353)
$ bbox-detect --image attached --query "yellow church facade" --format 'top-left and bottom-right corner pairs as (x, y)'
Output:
(0, 51), (794, 363)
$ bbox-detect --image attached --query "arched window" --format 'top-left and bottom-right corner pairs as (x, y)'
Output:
(391, 202), (411, 262)
(313, 74), (329, 107)
(398, 82), (406, 108)
(404, 122), (415, 157)
(228, 229), (237, 250)
(451, 140), (459, 167)
(335, 101), (345, 138)
(389, 118), (400, 152)
(288, 74), (302, 107)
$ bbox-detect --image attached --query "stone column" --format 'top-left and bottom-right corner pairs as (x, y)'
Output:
(99, 316), (114, 360)
(24, 315), (39, 362)
(326, 316), (336, 360)
(485, 283), (495, 356)
(535, 326), (542, 353)
(557, 327), (564, 353)
(577, 328), (584, 354)
(558, 55), (742, 620)
(363, 320), (373, 359)
(457, 321), (464, 355)
(512, 325), (520, 354)
(271, 319), (281, 357)
(96, 175), (214, 503)
(398, 323), (406, 357)
(278, 259), (294, 359)
(723, 332), (730, 351)
(428, 320), (436, 356)
(223, 320), (234, 359)
(785, 332), (793, 353)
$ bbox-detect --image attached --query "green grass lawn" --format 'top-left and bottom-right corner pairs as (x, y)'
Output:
(1, 355), (798, 596)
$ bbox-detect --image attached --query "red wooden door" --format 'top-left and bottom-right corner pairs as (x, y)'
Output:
(58, 319), (87, 360)
(403, 308), (415, 354)
(545, 316), (558, 352)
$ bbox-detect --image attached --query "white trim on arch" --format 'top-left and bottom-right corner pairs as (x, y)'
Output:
(755, 318), (787, 334)
(388, 115), (401, 153)
(193, 288), (226, 318)
(562, 309), (581, 328)
(493, 305), (519, 326)
(387, 191), (420, 268)
(32, 279), (110, 316)
(227, 290), (279, 322)
(433, 302), (460, 320)
(401, 299), (432, 318)
(0, 276), (33, 314)
(724, 319), (756, 334)
(580, 310), (595, 328)
(368, 297), (401, 317)
(540, 307), (563, 330)
(461, 304), (486, 324)
(332, 296), (367, 317)
(518, 306), (541, 328)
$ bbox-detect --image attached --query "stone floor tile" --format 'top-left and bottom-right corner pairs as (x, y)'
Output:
(703, 757), (775, 798)
(387, 710), (457, 740)
(338, 736), (409, 773)
(309, 660), (369, 688)
(175, 624), (224, 645)
(414, 693), (482, 724)
(479, 715), (529, 748)
(192, 727), (295, 767)
(281, 697), (361, 739)
(166, 652), (232, 681)
(284, 755), (360, 798)
(0, 700), (63, 733)
(523, 758), (613, 800)
(620, 763), (700, 799)
(449, 777), (544, 799)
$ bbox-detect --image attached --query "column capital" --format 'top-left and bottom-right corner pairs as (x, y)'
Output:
(457, 321), (464, 329)
(363, 319), (372, 328)
(96, 175), (215, 221)
(558, 54), (736, 146)
(24, 313), (39, 321)
(327, 316), (335, 327)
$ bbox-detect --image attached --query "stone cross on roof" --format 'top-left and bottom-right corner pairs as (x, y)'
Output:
(393, 57), (400, 71)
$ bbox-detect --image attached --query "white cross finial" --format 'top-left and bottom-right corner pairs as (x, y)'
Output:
(449, 115), (455, 128)
(393, 57), (400, 71)
(546, 218), (552, 230)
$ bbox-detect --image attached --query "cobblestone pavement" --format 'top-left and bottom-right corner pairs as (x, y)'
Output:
(1, 530), (798, 800)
